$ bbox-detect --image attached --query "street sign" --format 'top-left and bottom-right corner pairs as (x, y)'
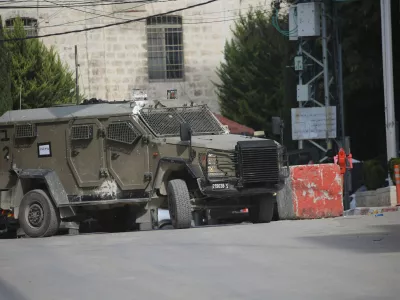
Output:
(291, 106), (337, 140)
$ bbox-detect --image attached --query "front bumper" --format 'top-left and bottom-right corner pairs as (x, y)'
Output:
(197, 178), (285, 198)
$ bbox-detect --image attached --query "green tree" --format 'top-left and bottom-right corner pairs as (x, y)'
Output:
(3, 17), (77, 110)
(0, 16), (12, 115)
(215, 9), (292, 136)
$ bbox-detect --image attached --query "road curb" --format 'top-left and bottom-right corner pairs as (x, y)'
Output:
(344, 206), (400, 216)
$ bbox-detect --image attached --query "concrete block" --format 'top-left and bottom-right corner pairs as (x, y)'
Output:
(355, 186), (397, 207)
(277, 164), (343, 219)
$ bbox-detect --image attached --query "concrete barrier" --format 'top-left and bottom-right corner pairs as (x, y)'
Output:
(277, 164), (343, 219)
(355, 186), (397, 207)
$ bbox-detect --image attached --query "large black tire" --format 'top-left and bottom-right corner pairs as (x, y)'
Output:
(249, 194), (275, 224)
(19, 189), (60, 238)
(167, 179), (191, 229)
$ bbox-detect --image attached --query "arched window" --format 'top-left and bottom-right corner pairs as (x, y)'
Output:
(146, 15), (184, 81)
(5, 17), (38, 37)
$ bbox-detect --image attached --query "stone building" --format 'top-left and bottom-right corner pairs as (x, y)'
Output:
(1, 0), (271, 112)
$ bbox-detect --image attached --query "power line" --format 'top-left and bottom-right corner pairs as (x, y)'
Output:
(37, 3), (265, 29)
(0, 0), (219, 42)
(0, 0), (164, 8)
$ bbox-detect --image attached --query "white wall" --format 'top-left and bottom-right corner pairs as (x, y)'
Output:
(2, 0), (272, 112)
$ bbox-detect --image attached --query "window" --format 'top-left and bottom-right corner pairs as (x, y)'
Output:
(5, 17), (38, 37)
(146, 16), (184, 81)
(107, 121), (142, 144)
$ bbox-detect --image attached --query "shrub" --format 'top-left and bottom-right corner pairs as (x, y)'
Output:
(362, 159), (386, 190)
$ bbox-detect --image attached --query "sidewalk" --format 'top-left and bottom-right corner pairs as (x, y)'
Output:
(344, 206), (400, 216)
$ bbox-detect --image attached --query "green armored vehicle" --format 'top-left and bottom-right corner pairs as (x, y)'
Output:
(0, 100), (288, 238)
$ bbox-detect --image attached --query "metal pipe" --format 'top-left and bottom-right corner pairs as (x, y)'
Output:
(321, 2), (331, 148)
(380, 0), (397, 185)
(298, 41), (303, 150)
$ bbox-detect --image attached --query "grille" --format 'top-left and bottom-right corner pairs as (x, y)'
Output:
(71, 125), (93, 140)
(15, 124), (36, 139)
(107, 121), (142, 144)
(139, 105), (225, 137)
(237, 142), (279, 184)
(177, 107), (224, 135)
(140, 108), (181, 137)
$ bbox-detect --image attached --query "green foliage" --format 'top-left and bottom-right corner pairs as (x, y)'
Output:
(215, 8), (290, 135)
(0, 17), (12, 116)
(3, 17), (77, 110)
(388, 157), (400, 184)
(362, 159), (386, 191)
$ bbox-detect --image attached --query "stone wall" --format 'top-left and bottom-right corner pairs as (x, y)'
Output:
(2, 0), (272, 112)
(355, 186), (397, 207)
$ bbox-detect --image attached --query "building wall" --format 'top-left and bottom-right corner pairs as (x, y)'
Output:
(2, 0), (272, 112)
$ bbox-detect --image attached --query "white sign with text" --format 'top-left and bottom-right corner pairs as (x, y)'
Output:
(291, 106), (337, 140)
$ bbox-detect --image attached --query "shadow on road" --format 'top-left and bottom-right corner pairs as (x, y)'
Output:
(0, 278), (28, 300)
(300, 224), (400, 254)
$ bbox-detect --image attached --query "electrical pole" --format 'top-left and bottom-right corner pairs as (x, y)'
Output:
(380, 0), (397, 185)
(75, 45), (80, 105)
(321, 1), (332, 150)
(333, 3), (350, 210)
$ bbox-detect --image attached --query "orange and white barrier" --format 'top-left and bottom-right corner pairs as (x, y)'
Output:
(277, 164), (344, 219)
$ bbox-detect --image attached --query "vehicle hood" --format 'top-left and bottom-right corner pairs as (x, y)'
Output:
(165, 134), (278, 151)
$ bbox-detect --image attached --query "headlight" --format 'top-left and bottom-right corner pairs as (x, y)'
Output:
(206, 153), (226, 177)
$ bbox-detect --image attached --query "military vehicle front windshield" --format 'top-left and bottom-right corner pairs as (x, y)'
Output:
(138, 105), (225, 137)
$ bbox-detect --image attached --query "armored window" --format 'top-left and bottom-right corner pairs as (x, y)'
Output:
(146, 15), (184, 81)
(71, 125), (93, 140)
(15, 124), (36, 139)
(107, 121), (141, 144)
(5, 17), (38, 37)
(139, 106), (225, 137)
(139, 108), (182, 137)
(177, 107), (224, 135)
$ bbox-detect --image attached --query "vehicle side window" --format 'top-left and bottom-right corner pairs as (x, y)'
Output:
(106, 121), (142, 144)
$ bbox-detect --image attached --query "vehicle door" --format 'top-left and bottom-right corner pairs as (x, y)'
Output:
(103, 117), (150, 190)
(0, 128), (12, 188)
(66, 119), (106, 188)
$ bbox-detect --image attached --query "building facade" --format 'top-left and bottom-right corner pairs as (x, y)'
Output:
(1, 0), (271, 112)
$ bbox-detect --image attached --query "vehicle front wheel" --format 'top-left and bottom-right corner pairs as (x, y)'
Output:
(249, 194), (275, 224)
(19, 189), (60, 238)
(167, 179), (192, 229)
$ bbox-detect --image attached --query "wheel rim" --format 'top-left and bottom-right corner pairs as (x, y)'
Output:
(27, 203), (44, 228)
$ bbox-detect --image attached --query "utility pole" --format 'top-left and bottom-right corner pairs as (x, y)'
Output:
(289, 0), (336, 158)
(321, 2), (331, 150)
(75, 45), (80, 105)
(380, 0), (397, 184)
(333, 3), (350, 210)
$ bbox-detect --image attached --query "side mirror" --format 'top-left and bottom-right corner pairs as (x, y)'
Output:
(272, 117), (283, 136)
(180, 123), (192, 142)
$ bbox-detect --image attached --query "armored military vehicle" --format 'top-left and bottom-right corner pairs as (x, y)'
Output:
(0, 100), (288, 238)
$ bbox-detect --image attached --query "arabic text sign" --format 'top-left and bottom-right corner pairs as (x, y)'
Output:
(291, 106), (337, 140)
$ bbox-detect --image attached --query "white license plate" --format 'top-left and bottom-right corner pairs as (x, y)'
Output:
(212, 183), (229, 190)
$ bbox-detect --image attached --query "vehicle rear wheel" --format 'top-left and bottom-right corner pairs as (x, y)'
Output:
(19, 189), (60, 238)
(249, 194), (274, 223)
(167, 179), (191, 229)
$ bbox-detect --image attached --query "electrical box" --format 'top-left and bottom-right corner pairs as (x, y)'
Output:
(297, 84), (311, 102)
(294, 56), (303, 71)
(297, 2), (320, 37)
(288, 6), (298, 41)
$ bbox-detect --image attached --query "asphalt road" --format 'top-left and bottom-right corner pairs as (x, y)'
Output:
(0, 214), (400, 300)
